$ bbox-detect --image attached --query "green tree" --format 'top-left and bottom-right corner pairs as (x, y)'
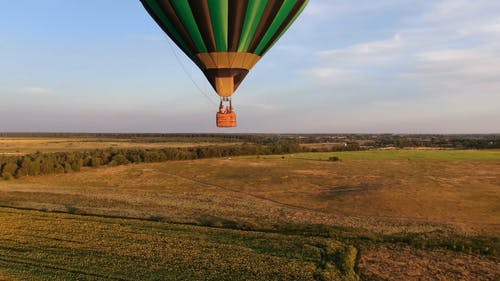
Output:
(90, 157), (102, 167)
(28, 159), (41, 176)
(64, 163), (72, 173)
(15, 157), (31, 178)
(55, 164), (65, 174)
(110, 154), (129, 166)
(71, 159), (83, 172)
(2, 162), (18, 180)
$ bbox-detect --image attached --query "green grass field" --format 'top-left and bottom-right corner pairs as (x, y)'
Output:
(0, 207), (359, 281)
(0, 147), (499, 280)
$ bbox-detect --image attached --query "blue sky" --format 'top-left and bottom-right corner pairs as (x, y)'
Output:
(1, 0), (499, 133)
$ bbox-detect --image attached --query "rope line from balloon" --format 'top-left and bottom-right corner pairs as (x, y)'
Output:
(166, 38), (218, 107)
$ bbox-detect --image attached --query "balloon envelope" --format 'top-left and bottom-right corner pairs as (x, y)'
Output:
(141, 0), (309, 97)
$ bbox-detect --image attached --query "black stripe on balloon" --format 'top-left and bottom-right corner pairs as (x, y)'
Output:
(188, 0), (217, 52)
(228, 0), (248, 52)
(248, 0), (285, 54)
(260, 0), (306, 55)
(157, 0), (200, 54)
(140, 0), (194, 58)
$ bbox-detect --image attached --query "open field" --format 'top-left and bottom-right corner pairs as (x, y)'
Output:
(0, 148), (499, 280)
(0, 137), (240, 155)
(280, 149), (500, 161)
(2, 150), (498, 234)
(0, 207), (353, 281)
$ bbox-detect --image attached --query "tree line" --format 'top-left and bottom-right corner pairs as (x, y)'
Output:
(365, 135), (500, 149)
(0, 133), (497, 149)
(0, 142), (303, 180)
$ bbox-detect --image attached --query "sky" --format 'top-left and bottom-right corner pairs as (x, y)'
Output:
(1, 0), (499, 133)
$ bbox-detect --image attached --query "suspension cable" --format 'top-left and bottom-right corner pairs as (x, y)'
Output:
(166, 39), (218, 107)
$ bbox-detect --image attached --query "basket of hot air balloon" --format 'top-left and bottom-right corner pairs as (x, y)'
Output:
(140, 0), (309, 127)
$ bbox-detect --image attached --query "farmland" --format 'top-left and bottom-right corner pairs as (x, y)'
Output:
(0, 136), (498, 280)
(0, 137), (241, 155)
(0, 207), (351, 281)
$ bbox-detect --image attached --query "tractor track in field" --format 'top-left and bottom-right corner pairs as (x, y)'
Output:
(0, 256), (130, 281)
(159, 171), (499, 228)
(158, 171), (320, 212)
(1, 169), (495, 229)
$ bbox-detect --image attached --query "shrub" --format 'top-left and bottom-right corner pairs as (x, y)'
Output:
(71, 159), (83, 171)
(28, 160), (41, 176)
(1, 162), (19, 178)
(55, 164), (65, 174)
(2, 172), (13, 180)
(90, 157), (102, 167)
(64, 163), (73, 173)
(110, 154), (130, 166)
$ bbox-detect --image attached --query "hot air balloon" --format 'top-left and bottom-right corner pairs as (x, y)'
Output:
(140, 0), (309, 127)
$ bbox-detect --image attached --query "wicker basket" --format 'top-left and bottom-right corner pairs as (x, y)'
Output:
(216, 112), (237, 128)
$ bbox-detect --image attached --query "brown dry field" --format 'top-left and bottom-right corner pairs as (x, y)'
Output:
(1, 155), (498, 235)
(359, 245), (499, 280)
(0, 150), (499, 280)
(0, 137), (239, 155)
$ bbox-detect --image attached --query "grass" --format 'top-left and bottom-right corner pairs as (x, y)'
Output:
(0, 137), (240, 155)
(268, 149), (500, 161)
(1, 150), (498, 234)
(0, 207), (356, 281)
(0, 148), (498, 280)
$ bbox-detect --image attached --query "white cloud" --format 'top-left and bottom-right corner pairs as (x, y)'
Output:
(303, 0), (418, 19)
(240, 103), (279, 111)
(20, 87), (54, 95)
(413, 0), (500, 39)
(317, 34), (402, 68)
(418, 0), (500, 23)
(416, 48), (500, 78)
(297, 0), (500, 133)
(307, 0), (500, 86)
(481, 22), (500, 33)
(305, 67), (363, 84)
